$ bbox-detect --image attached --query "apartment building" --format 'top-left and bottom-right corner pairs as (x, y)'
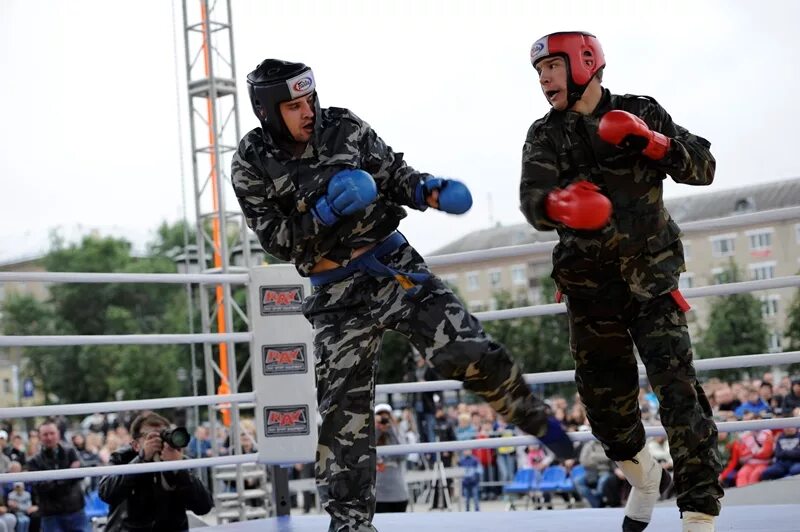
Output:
(0, 255), (48, 406)
(428, 177), (800, 352)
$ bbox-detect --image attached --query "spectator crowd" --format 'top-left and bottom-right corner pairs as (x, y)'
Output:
(0, 371), (796, 528)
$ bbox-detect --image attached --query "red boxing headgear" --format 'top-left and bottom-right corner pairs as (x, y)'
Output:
(531, 31), (605, 106)
(531, 31), (605, 85)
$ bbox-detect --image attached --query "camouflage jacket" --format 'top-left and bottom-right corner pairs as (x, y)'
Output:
(231, 107), (431, 276)
(520, 89), (715, 300)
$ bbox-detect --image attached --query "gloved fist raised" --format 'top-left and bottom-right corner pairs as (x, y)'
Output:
(597, 110), (671, 160)
(313, 169), (378, 226)
(415, 177), (473, 214)
(545, 181), (611, 230)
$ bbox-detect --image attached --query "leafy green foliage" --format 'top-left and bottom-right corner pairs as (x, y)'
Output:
(695, 263), (768, 381)
(3, 228), (197, 405)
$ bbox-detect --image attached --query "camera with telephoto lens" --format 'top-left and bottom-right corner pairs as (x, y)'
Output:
(160, 427), (191, 449)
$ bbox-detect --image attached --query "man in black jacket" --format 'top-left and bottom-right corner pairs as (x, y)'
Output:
(26, 420), (87, 532)
(522, 31), (721, 532)
(98, 412), (213, 532)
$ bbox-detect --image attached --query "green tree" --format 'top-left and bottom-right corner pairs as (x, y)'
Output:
(533, 277), (573, 373)
(7, 229), (192, 405)
(1, 294), (60, 403)
(482, 291), (539, 371)
(148, 220), (195, 258)
(377, 331), (412, 386)
(482, 281), (573, 399)
(695, 264), (768, 381)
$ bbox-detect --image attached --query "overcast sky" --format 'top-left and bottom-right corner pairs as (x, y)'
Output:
(2, 0), (798, 264)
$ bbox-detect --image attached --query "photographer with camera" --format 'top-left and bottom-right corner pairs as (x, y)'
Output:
(98, 412), (213, 531)
(374, 404), (409, 513)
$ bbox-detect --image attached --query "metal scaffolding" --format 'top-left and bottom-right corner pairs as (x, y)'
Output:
(180, 0), (259, 521)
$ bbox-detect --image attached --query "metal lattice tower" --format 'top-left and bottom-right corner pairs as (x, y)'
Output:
(180, 0), (260, 520)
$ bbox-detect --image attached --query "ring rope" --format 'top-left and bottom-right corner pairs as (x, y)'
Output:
(1, 352), (797, 417)
(1, 416), (797, 484)
(426, 206), (800, 268)
(0, 271), (249, 284)
(0, 332), (251, 347)
(0, 392), (255, 419)
(476, 275), (800, 322)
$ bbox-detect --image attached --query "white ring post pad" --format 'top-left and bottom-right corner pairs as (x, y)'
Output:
(249, 264), (317, 464)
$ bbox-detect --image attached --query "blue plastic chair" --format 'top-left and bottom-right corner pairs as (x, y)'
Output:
(538, 465), (567, 493)
(503, 468), (539, 510)
(562, 464), (585, 490)
(503, 468), (537, 494)
(554, 464), (585, 508)
(84, 490), (109, 519)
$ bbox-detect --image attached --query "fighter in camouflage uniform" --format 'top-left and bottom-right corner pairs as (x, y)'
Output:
(520, 32), (723, 532)
(232, 59), (575, 532)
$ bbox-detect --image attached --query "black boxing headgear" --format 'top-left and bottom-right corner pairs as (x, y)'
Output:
(246, 59), (317, 141)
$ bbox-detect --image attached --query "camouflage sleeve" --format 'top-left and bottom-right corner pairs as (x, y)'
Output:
(642, 100), (715, 186)
(231, 141), (330, 262)
(520, 121), (560, 231)
(358, 118), (433, 210)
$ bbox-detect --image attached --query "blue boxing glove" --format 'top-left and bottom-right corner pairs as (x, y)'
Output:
(313, 169), (378, 226)
(414, 177), (473, 214)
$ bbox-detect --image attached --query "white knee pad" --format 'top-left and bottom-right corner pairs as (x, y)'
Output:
(618, 446), (664, 524)
(682, 511), (715, 532)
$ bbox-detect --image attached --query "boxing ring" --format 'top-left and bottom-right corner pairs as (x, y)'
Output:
(2, 208), (800, 531)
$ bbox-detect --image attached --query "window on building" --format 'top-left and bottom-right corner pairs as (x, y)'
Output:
(678, 273), (694, 290)
(489, 269), (502, 289)
(511, 265), (527, 285)
(710, 234), (736, 257)
(466, 272), (480, 292)
(528, 287), (543, 306)
(468, 300), (485, 312)
(683, 241), (692, 261)
(440, 274), (458, 289)
(711, 267), (731, 285)
(747, 230), (773, 251)
(734, 197), (756, 213)
(760, 295), (780, 318)
(749, 262), (776, 281)
(768, 331), (782, 353)
(2, 379), (9, 395)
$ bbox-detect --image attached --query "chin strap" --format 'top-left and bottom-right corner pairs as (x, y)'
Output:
(566, 83), (586, 109)
(564, 70), (601, 109)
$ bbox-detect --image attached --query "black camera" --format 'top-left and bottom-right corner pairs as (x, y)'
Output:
(160, 427), (190, 449)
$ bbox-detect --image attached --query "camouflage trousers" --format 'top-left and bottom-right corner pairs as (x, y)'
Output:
(303, 241), (549, 532)
(565, 284), (723, 516)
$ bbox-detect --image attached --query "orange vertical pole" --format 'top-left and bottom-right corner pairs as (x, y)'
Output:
(200, 1), (230, 426)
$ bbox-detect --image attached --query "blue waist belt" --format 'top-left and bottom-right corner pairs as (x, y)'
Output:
(309, 232), (431, 289)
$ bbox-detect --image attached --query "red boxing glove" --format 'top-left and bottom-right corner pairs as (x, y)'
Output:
(598, 110), (671, 160)
(545, 181), (612, 230)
